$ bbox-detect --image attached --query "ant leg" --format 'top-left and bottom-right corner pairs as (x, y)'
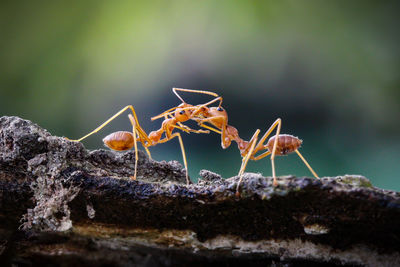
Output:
(198, 123), (222, 134)
(248, 119), (282, 186)
(173, 88), (220, 104)
(128, 114), (139, 180)
(190, 97), (224, 118)
(195, 115), (228, 143)
(235, 129), (260, 197)
(158, 132), (190, 185)
(253, 118), (282, 152)
(67, 105), (150, 143)
(176, 121), (190, 132)
(144, 147), (152, 160)
(238, 129), (260, 177)
(250, 150), (271, 161)
(148, 88), (222, 121)
(151, 106), (179, 121)
(294, 149), (319, 179)
(151, 96), (224, 121)
(270, 120), (281, 186)
(173, 123), (210, 134)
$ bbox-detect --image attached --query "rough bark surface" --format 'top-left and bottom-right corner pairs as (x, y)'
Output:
(0, 116), (399, 267)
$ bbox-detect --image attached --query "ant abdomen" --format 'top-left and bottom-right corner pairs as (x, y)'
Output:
(103, 131), (135, 151)
(266, 134), (302, 155)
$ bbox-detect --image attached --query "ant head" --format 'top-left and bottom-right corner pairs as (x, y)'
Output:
(209, 106), (228, 118)
(175, 103), (193, 122)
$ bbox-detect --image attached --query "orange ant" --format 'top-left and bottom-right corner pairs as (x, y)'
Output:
(160, 89), (320, 196)
(66, 88), (222, 185)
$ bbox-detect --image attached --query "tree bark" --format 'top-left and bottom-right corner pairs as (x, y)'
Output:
(0, 116), (399, 266)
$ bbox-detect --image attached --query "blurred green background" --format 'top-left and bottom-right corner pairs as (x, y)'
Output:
(1, 1), (399, 190)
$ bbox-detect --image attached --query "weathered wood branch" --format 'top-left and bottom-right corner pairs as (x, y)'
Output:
(0, 116), (399, 266)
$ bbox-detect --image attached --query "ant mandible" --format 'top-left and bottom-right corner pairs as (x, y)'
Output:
(66, 88), (222, 185)
(162, 89), (320, 196)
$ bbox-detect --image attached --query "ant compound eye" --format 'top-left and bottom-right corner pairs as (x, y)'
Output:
(179, 110), (185, 115)
(217, 107), (224, 112)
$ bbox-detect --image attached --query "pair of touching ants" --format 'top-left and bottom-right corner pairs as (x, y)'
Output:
(67, 88), (319, 196)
